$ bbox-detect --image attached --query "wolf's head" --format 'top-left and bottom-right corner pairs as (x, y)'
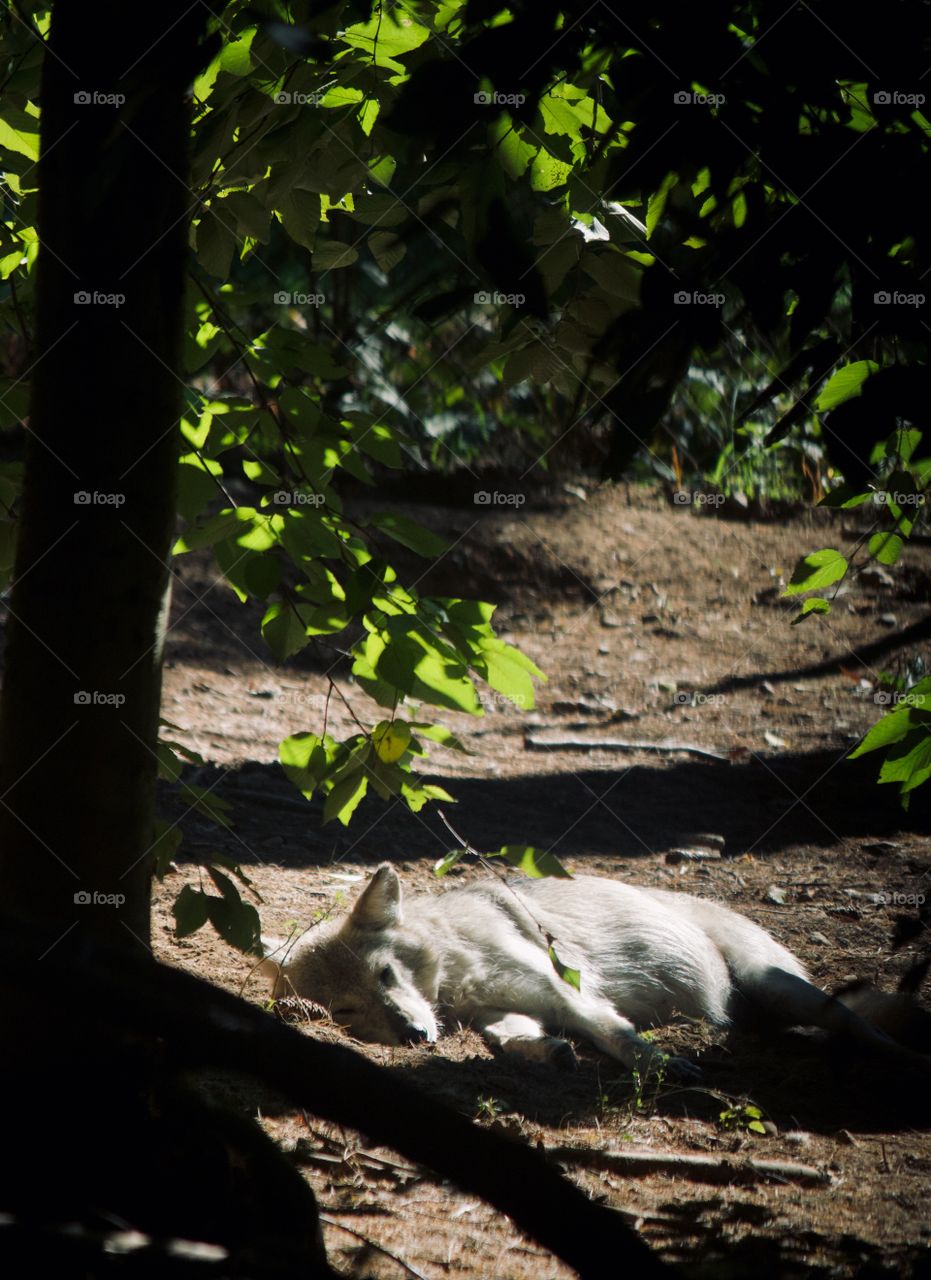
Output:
(259, 864), (440, 1047)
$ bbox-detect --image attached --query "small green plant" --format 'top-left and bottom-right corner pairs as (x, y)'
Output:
(475, 1096), (504, 1122)
(718, 1103), (767, 1135)
(628, 1036), (670, 1112)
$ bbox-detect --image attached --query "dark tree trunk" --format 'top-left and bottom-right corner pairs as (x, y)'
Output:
(0, 9), (330, 1269)
(0, 3), (203, 956)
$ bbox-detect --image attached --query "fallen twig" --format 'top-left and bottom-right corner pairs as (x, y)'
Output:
(546, 1145), (830, 1185)
(320, 1214), (430, 1280)
(525, 734), (729, 762)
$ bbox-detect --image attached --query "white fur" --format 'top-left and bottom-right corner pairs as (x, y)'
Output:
(259, 865), (912, 1077)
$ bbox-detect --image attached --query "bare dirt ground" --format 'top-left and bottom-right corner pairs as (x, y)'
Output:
(155, 482), (931, 1279)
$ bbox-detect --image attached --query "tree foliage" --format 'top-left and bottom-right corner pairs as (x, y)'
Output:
(1, 0), (929, 946)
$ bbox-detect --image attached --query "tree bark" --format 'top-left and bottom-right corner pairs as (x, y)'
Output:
(0, 3), (204, 956)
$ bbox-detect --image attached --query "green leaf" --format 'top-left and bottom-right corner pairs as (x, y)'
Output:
(492, 116), (537, 179)
(434, 848), (468, 876)
(883, 469), (922, 537)
(783, 548), (847, 595)
(219, 26), (256, 76)
(868, 532), (903, 566)
(347, 193), (409, 227)
(889, 428), (923, 465)
(372, 719), (411, 762)
(646, 172), (678, 238)
(849, 680), (931, 758)
(324, 770), (369, 825)
(402, 782), (455, 812)
(177, 456), (219, 523)
(160, 738), (206, 768)
(279, 187), (321, 252)
(815, 360), (878, 412)
(0, 107), (40, 161)
(313, 241), (359, 270)
(349, 419), (404, 467)
(196, 211), (238, 278)
(368, 511), (449, 557)
(409, 722), (469, 752)
(476, 638), (544, 710)
(494, 845), (572, 878)
(340, 10), (430, 71)
(878, 728), (931, 794)
(213, 538), (281, 603)
(368, 230), (407, 273)
(221, 190), (270, 243)
(173, 885), (209, 938)
(791, 597), (831, 624)
(818, 484), (873, 509)
(548, 943), (581, 991)
(530, 148), (572, 192)
(375, 623), (482, 714)
(581, 251), (641, 303)
(261, 602), (311, 661)
(173, 508), (259, 554)
(280, 732), (332, 798)
(157, 742), (183, 783)
(279, 506), (342, 561)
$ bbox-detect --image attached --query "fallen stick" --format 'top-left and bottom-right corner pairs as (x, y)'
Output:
(319, 1215), (430, 1280)
(546, 1145), (830, 1185)
(525, 734), (730, 762)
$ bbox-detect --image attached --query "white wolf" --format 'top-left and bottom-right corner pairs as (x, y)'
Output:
(259, 865), (927, 1078)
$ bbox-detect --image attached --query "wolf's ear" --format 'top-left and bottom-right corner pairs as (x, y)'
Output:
(351, 863), (403, 929)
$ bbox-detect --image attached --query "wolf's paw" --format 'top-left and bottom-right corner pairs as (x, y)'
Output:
(663, 1054), (702, 1084)
(503, 1035), (579, 1070)
(631, 1050), (701, 1085)
(544, 1036), (580, 1071)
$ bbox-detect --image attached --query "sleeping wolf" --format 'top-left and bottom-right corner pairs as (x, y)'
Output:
(259, 864), (928, 1078)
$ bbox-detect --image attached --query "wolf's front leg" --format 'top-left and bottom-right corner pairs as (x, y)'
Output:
(562, 1003), (702, 1083)
(476, 1011), (579, 1070)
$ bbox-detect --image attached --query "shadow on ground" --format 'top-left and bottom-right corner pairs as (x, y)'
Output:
(168, 747), (930, 870)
